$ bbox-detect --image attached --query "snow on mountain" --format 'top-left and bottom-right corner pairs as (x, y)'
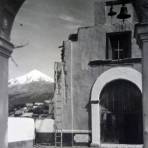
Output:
(8, 69), (54, 87)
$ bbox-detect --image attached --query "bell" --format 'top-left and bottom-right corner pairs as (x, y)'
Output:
(108, 6), (117, 17)
(117, 5), (131, 20)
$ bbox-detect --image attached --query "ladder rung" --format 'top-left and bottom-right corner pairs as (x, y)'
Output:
(55, 132), (62, 134)
(55, 132), (62, 135)
(55, 139), (62, 141)
(56, 135), (62, 137)
(55, 132), (62, 136)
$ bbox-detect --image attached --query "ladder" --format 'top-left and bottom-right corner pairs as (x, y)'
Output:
(54, 62), (65, 148)
(55, 100), (63, 148)
(55, 129), (63, 147)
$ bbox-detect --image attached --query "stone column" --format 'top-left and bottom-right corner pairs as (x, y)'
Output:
(0, 36), (13, 148)
(0, 0), (25, 148)
(135, 24), (148, 148)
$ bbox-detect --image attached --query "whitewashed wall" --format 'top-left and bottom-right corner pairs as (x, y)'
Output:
(35, 119), (54, 133)
(8, 117), (35, 143)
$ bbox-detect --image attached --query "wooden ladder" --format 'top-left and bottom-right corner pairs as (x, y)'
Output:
(55, 98), (63, 147)
(55, 128), (63, 148)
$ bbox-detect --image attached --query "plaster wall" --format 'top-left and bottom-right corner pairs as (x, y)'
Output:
(0, 55), (8, 148)
(8, 117), (34, 148)
(62, 41), (72, 130)
(62, 2), (142, 131)
(8, 118), (35, 143)
(63, 26), (142, 130)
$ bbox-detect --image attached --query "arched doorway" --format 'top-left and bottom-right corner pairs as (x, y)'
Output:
(91, 67), (142, 146)
(100, 79), (143, 144)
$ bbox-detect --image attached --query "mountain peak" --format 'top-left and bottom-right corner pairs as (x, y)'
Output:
(28, 69), (41, 74)
(9, 69), (54, 87)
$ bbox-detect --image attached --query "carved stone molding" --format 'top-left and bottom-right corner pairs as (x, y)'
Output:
(134, 24), (148, 49)
(0, 36), (13, 58)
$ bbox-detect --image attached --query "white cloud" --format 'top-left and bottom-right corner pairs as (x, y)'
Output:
(58, 14), (82, 24)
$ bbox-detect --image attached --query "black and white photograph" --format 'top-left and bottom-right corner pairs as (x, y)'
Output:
(0, 0), (147, 148)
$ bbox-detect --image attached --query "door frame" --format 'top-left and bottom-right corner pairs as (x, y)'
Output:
(90, 67), (142, 146)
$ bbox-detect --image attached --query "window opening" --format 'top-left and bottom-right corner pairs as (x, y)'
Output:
(106, 31), (131, 60)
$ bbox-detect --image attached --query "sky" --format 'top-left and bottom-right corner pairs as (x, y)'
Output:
(9, 0), (96, 80)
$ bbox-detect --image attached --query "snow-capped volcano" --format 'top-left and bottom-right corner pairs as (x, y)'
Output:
(9, 69), (54, 86)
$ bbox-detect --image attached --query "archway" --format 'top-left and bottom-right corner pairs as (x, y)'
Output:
(100, 79), (143, 144)
(91, 67), (142, 146)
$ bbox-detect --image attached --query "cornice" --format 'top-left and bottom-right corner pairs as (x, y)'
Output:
(134, 23), (148, 49)
(0, 36), (14, 58)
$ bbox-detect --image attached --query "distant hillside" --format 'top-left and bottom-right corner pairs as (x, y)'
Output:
(8, 70), (54, 108)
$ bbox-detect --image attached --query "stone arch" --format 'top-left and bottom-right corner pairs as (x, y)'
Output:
(91, 67), (142, 146)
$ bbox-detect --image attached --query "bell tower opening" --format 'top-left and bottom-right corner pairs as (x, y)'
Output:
(100, 79), (143, 144)
(106, 31), (132, 60)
